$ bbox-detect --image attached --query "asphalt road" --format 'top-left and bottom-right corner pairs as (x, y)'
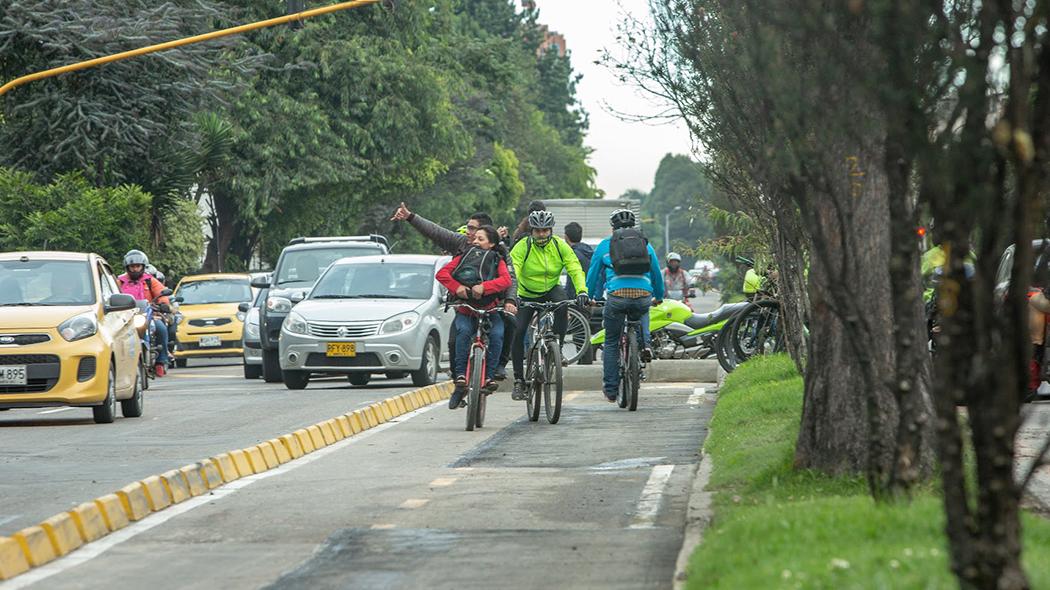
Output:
(1, 292), (720, 589)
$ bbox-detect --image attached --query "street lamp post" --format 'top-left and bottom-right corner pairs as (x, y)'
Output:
(665, 206), (683, 259)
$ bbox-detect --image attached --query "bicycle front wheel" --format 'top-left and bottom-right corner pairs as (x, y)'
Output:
(544, 342), (563, 424)
(526, 346), (541, 422)
(466, 346), (485, 431)
(627, 326), (640, 411)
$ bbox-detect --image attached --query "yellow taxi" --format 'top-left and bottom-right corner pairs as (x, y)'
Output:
(0, 252), (144, 423)
(172, 273), (253, 366)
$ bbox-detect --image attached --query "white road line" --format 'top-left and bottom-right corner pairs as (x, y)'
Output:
(399, 498), (430, 509)
(628, 464), (676, 529)
(37, 407), (73, 415)
(0, 515), (20, 526)
(429, 477), (458, 487)
(0, 403), (441, 590)
(688, 388), (706, 406)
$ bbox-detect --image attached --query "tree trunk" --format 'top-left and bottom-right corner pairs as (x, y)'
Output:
(769, 202), (809, 375)
(202, 194), (239, 273)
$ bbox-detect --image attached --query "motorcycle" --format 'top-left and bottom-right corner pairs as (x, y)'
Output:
(590, 299), (750, 360)
(133, 288), (175, 382)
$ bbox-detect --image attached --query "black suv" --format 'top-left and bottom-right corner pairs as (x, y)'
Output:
(252, 236), (389, 382)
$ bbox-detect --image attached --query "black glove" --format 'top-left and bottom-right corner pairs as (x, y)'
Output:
(575, 293), (590, 308)
(156, 303), (171, 313)
(652, 300), (663, 306)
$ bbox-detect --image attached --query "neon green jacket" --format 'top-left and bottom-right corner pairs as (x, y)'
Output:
(510, 236), (587, 299)
(743, 269), (762, 294)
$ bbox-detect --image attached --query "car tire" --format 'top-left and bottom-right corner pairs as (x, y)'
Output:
(262, 349), (283, 383)
(93, 363), (118, 424)
(244, 362), (262, 380)
(121, 366), (145, 418)
(174, 358), (188, 369)
(347, 373), (371, 387)
(385, 371), (407, 380)
(412, 335), (439, 386)
(283, 370), (310, 390)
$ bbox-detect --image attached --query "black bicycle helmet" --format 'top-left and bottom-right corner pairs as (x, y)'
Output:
(528, 210), (556, 229)
(610, 209), (636, 229)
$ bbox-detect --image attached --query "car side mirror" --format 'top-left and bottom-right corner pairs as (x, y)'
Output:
(238, 302), (250, 313)
(251, 275), (271, 289)
(105, 293), (136, 313)
(290, 292), (306, 304)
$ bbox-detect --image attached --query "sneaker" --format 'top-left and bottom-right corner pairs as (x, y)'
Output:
(449, 385), (466, 410)
(641, 348), (654, 363)
(154, 364), (166, 378)
(483, 379), (499, 393)
(511, 380), (527, 401)
(603, 391), (617, 403)
(492, 367), (507, 381)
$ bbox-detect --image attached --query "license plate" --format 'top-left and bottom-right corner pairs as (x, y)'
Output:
(0, 366), (27, 385)
(326, 342), (357, 357)
(200, 336), (222, 348)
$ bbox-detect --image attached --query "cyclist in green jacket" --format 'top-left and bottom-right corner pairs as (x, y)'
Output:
(509, 210), (589, 400)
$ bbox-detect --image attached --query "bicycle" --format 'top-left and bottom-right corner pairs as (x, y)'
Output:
(452, 304), (504, 432)
(522, 300), (573, 424)
(593, 300), (645, 412)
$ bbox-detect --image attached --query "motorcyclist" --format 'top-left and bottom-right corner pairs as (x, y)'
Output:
(117, 250), (171, 377)
(663, 252), (691, 307)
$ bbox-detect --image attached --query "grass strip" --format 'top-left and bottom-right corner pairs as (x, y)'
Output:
(687, 355), (1050, 589)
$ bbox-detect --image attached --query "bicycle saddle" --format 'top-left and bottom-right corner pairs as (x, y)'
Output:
(685, 302), (751, 330)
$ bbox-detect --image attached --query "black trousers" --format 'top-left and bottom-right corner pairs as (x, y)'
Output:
(512, 285), (568, 380)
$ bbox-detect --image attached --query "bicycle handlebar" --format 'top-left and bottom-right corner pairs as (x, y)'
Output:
(450, 303), (506, 315)
(521, 300), (574, 311)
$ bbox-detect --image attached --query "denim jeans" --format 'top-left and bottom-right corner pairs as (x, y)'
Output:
(601, 295), (651, 396)
(453, 312), (504, 381)
(152, 318), (170, 364)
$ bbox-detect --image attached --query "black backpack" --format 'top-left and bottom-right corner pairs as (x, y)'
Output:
(609, 228), (651, 275)
(451, 246), (501, 287)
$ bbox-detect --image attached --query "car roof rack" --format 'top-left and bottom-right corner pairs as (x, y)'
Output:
(287, 235), (389, 248)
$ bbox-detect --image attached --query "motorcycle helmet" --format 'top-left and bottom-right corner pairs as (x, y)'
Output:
(610, 209), (636, 229)
(124, 250), (149, 280)
(667, 252), (682, 263)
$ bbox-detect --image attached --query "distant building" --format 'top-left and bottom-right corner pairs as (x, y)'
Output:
(521, 0), (567, 57)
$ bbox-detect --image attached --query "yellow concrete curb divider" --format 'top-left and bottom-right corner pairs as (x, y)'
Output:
(0, 380), (454, 581)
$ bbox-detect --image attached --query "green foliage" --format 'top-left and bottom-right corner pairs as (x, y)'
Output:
(688, 355), (1050, 589)
(0, 167), (150, 267)
(154, 198), (205, 282)
(641, 154), (725, 261)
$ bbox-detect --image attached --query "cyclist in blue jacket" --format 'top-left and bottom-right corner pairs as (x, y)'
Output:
(586, 209), (664, 402)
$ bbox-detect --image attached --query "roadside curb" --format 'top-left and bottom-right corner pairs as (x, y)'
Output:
(672, 391), (717, 590)
(0, 381), (454, 581)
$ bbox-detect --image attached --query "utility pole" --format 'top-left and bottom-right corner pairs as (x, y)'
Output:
(664, 206), (682, 259)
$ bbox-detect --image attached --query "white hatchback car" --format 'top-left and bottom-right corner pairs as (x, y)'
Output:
(278, 255), (453, 390)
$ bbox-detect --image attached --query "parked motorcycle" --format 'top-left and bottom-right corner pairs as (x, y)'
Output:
(590, 299), (750, 360)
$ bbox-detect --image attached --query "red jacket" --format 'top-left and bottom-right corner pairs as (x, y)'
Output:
(436, 254), (511, 315)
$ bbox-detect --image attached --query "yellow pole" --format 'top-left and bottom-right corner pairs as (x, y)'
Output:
(0, 0), (383, 97)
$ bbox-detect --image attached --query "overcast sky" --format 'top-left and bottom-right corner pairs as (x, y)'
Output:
(532, 0), (695, 199)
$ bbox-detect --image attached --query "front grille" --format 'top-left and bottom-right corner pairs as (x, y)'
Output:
(0, 334), (51, 346)
(305, 352), (382, 367)
(188, 318), (232, 328)
(307, 321), (381, 339)
(0, 354), (59, 394)
(77, 357), (97, 382)
(180, 340), (240, 351)
(0, 354), (59, 365)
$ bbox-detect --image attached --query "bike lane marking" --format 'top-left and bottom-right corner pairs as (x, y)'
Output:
(628, 464), (676, 529)
(688, 388), (706, 406)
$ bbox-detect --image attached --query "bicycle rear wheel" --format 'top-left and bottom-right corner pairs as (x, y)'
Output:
(466, 347), (484, 431)
(716, 312), (742, 373)
(562, 306), (591, 366)
(544, 342), (563, 424)
(525, 346), (541, 422)
(731, 301), (782, 364)
(627, 325), (640, 411)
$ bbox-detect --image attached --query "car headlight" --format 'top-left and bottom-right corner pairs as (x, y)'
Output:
(267, 296), (293, 314)
(283, 311), (309, 335)
(381, 311), (419, 335)
(59, 312), (98, 342)
(245, 321), (260, 339)
(236, 311), (246, 322)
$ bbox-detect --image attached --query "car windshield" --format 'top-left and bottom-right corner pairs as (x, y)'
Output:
(176, 280), (252, 305)
(275, 246), (377, 286)
(311, 263), (434, 300)
(0, 260), (96, 306)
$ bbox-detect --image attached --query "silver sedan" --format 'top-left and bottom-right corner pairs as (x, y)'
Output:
(278, 255), (453, 390)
